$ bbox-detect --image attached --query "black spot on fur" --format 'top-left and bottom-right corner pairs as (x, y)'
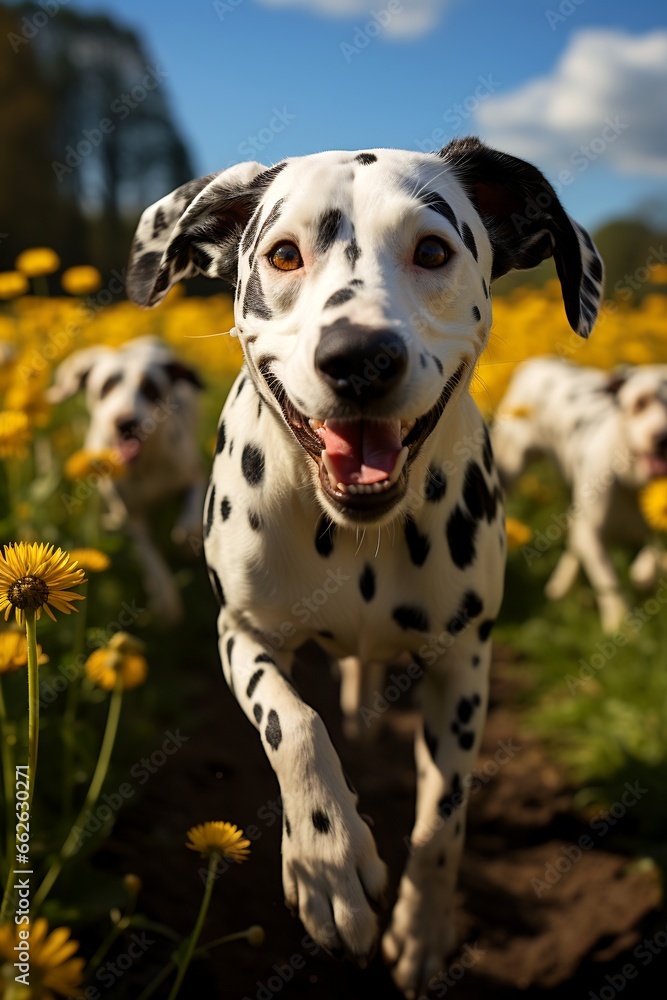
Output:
(152, 206), (168, 237)
(482, 277), (489, 299)
(459, 731), (475, 750)
(249, 161), (288, 190)
(315, 515), (336, 557)
(209, 568), (225, 606)
(463, 462), (497, 522)
(220, 497), (232, 521)
(405, 516), (430, 566)
(472, 305), (481, 322)
(248, 510), (261, 531)
(446, 505), (477, 569)
(446, 591), (483, 635)
(425, 465), (447, 502)
(249, 197), (285, 269)
(359, 564), (376, 602)
(420, 191), (460, 235)
(312, 810), (331, 834)
(318, 629), (334, 639)
(420, 352), (427, 369)
(325, 287), (355, 309)
(235, 376), (246, 399)
(478, 619), (495, 642)
(242, 444), (265, 486)
(472, 693), (481, 707)
(205, 486), (216, 538)
(589, 254), (603, 283)
(316, 208), (342, 254)
(349, 278), (364, 286)
(246, 669), (264, 699)
(215, 420), (226, 455)
(461, 221), (478, 260)
(393, 605), (430, 632)
(255, 652), (275, 665)
(284, 815), (291, 837)
(229, 439), (234, 456)
(457, 697), (473, 724)
(243, 269), (272, 321)
(438, 773), (462, 819)
(432, 354), (444, 375)
(345, 238), (361, 268)
(253, 703), (263, 724)
(265, 709), (282, 750)
(226, 636), (235, 666)
(240, 206), (263, 254)
(437, 853), (446, 867)
(344, 771), (358, 796)
(355, 152), (377, 165)
(472, 655), (480, 667)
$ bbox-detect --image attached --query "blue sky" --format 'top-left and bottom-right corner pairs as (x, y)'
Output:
(69, 0), (667, 229)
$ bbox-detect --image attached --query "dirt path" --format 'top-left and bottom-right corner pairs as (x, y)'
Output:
(107, 646), (663, 999)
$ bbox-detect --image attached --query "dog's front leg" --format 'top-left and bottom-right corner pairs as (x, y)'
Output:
(217, 613), (387, 959)
(383, 634), (491, 997)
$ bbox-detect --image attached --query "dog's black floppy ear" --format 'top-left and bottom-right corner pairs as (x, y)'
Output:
(163, 360), (205, 391)
(440, 137), (604, 338)
(127, 160), (279, 308)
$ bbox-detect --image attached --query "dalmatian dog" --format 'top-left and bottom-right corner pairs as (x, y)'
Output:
(126, 138), (603, 996)
(493, 358), (667, 633)
(48, 337), (205, 622)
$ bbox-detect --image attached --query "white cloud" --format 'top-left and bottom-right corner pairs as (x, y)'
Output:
(256, 0), (452, 39)
(475, 30), (667, 177)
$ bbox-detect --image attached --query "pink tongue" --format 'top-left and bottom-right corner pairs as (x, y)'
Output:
(117, 437), (141, 464)
(319, 419), (402, 485)
(647, 455), (667, 478)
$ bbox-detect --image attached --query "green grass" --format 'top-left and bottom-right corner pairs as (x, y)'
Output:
(498, 462), (667, 857)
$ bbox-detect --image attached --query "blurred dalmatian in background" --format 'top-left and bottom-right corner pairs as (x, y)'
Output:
(493, 358), (667, 632)
(48, 336), (205, 622)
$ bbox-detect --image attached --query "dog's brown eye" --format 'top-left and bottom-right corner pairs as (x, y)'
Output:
(414, 237), (449, 269)
(269, 242), (303, 271)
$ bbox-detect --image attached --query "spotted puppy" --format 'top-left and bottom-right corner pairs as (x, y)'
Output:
(126, 138), (603, 996)
(48, 337), (204, 621)
(493, 358), (666, 633)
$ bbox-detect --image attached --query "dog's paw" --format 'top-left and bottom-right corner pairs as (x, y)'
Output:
(598, 590), (630, 634)
(281, 805), (386, 960)
(382, 874), (457, 998)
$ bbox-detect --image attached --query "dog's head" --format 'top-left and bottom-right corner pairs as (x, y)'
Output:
(48, 337), (203, 464)
(606, 365), (667, 482)
(127, 139), (603, 524)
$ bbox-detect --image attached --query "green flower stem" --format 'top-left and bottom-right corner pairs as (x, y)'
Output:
(62, 582), (89, 817)
(33, 675), (124, 912)
(0, 680), (16, 874)
(166, 854), (218, 1000)
(25, 610), (39, 811)
(195, 928), (257, 954)
(136, 961), (177, 1000)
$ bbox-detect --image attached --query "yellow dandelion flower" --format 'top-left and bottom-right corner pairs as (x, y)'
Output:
(61, 265), (102, 296)
(0, 270), (29, 300)
(64, 448), (126, 482)
(15, 247), (61, 278)
(0, 629), (48, 674)
(186, 821), (251, 863)
(0, 918), (85, 998)
(0, 410), (31, 459)
(0, 543), (86, 626)
(85, 634), (147, 691)
(639, 478), (667, 533)
(68, 548), (110, 573)
(505, 517), (533, 550)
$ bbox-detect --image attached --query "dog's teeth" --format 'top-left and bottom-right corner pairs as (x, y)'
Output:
(389, 446), (409, 485)
(309, 419), (323, 430)
(337, 483), (348, 493)
(348, 484), (359, 495)
(322, 451), (337, 480)
(372, 482), (384, 493)
(400, 426), (409, 441)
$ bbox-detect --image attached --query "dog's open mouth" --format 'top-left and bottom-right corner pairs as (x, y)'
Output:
(645, 453), (667, 478)
(115, 434), (142, 465)
(260, 362), (465, 515)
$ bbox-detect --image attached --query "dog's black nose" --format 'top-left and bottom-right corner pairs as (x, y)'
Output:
(315, 321), (408, 403)
(116, 418), (139, 438)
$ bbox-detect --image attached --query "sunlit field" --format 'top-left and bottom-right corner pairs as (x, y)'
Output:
(1, 252), (667, 994)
